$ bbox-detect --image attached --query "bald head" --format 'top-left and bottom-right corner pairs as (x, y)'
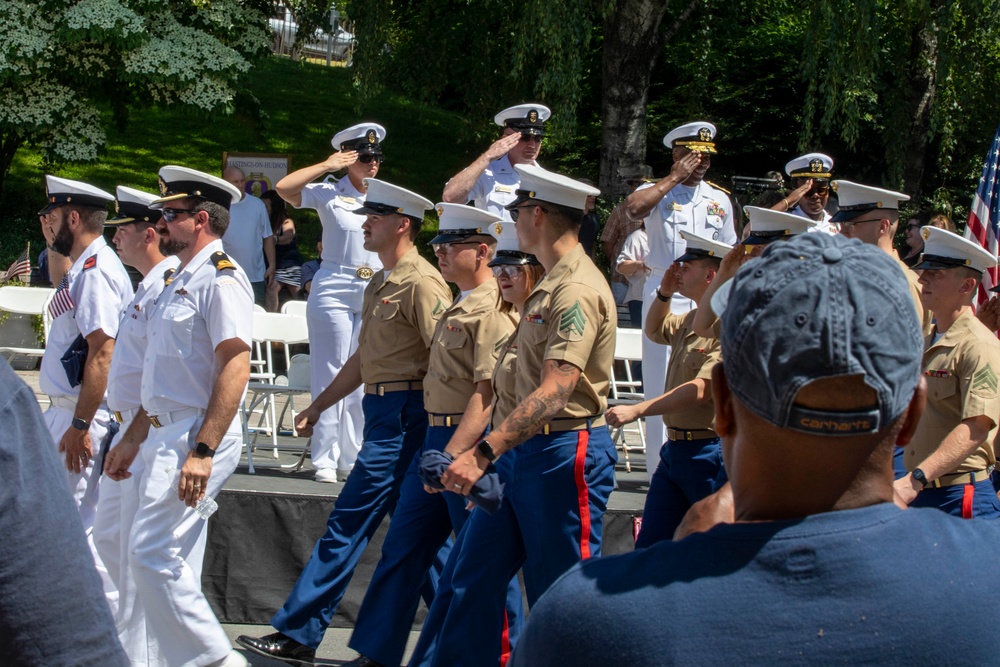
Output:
(222, 167), (246, 200)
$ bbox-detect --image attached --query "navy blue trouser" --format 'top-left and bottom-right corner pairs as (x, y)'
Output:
(635, 436), (728, 548)
(910, 478), (1000, 519)
(409, 425), (617, 667)
(349, 425), (524, 667)
(271, 390), (437, 648)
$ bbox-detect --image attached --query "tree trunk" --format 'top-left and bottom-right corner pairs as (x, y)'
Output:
(599, 0), (697, 200)
(0, 133), (24, 207)
(900, 10), (939, 199)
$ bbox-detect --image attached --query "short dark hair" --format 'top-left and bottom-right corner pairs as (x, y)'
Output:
(537, 201), (584, 235)
(189, 198), (229, 237)
(67, 205), (108, 233)
(405, 215), (423, 241)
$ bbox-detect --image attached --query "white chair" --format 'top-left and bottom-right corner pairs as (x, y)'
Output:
(280, 300), (308, 317)
(0, 286), (55, 362)
(253, 304), (267, 313)
(243, 312), (310, 472)
(608, 327), (646, 473)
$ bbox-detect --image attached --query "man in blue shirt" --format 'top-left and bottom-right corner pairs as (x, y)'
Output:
(511, 233), (1000, 666)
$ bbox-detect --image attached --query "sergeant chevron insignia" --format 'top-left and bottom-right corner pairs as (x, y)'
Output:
(432, 297), (446, 316)
(558, 301), (587, 341)
(973, 366), (998, 393)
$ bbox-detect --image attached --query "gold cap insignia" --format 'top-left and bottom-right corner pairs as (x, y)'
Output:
(158, 176), (168, 196)
(367, 129), (376, 144)
(830, 181), (839, 193)
(528, 109), (538, 123)
(698, 127), (712, 142)
(114, 200), (120, 214)
(435, 204), (444, 216)
(922, 228), (930, 240)
(494, 222), (503, 235)
(810, 159), (823, 173)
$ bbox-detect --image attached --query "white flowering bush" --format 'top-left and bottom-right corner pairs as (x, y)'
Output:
(0, 0), (268, 194)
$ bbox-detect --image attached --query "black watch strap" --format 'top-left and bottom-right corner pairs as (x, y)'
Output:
(912, 467), (929, 488)
(195, 442), (217, 458)
(655, 288), (672, 302)
(477, 439), (497, 462)
(71, 417), (90, 431)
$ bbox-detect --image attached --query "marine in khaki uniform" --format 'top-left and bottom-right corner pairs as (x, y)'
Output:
(345, 204), (524, 667)
(412, 165), (618, 667)
(835, 180), (933, 335)
(608, 231), (730, 547)
(238, 180), (453, 666)
(894, 227), (1000, 518)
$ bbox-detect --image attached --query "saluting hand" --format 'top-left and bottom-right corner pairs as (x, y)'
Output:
(977, 295), (1000, 333)
(784, 179), (814, 210)
(483, 133), (522, 162)
(295, 404), (321, 438)
(716, 244), (753, 283)
(669, 150), (702, 182)
(660, 263), (682, 296)
(323, 150), (358, 172)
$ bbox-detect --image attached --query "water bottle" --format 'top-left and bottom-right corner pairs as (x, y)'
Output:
(166, 468), (219, 520)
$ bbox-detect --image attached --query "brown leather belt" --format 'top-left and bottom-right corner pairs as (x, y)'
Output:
(428, 413), (463, 427)
(541, 415), (606, 435)
(930, 466), (995, 489)
(364, 381), (424, 396)
(667, 427), (718, 441)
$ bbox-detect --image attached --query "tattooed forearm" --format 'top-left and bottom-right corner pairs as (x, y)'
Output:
(491, 359), (581, 456)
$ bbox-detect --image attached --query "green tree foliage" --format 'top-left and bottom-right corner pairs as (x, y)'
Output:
(0, 0), (270, 200)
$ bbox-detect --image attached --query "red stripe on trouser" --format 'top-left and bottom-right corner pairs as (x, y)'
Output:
(573, 430), (593, 559)
(962, 484), (975, 519)
(499, 610), (511, 666)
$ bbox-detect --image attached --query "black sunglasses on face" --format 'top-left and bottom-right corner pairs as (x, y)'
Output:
(359, 154), (384, 164)
(161, 208), (198, 222)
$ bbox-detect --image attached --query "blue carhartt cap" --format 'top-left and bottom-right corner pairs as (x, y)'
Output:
(712, 233), (923, 436)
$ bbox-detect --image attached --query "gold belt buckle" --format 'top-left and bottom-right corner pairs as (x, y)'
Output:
(114, 411), (123, 423)
(445, 415), (453, 427)
(149, 415), (162, 428)
(377, 385), (385, 397)
(356, 266), (374, 280)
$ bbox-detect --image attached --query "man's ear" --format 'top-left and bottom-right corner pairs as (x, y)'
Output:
(712, 362), (735, 437)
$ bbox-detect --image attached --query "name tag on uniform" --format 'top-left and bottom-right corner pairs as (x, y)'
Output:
(924, 369), (953, 378)
(672, 203), (683, 211)
(494, 184), (514, 194)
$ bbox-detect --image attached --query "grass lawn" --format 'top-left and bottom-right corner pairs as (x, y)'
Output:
(2, 56), (488, 262)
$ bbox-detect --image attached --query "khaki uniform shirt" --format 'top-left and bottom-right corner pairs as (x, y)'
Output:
(358, 247), (452, 385)
(896, 256), (933, 335)
(490, 319), (520, 431)
(424, 280), (514, 415)
(906, 309), (1000, 474)
(648, 309), (720, 430)
(517, 244), (617, 419)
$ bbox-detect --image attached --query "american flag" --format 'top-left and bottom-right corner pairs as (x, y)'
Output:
(2, 243), (30, 282)
(964, 122), (1000, 305)
(48, 274), (75, 319)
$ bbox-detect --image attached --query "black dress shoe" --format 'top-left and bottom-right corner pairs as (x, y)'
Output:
(236, 632), (316, 665)
(342, 656), (385, 667)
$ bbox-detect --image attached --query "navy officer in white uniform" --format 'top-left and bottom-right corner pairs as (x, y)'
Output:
(772, 152), (838, 234)
(37, 175), (133, 535)
(624, 121), (737, 478)
(442, 103), (551, 220)
(275, 123), (385, 482)
(119, 166), (252, 667)
(93, 185), (180, 620)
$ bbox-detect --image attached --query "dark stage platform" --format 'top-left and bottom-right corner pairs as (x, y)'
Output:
(204, 447), (649, 627)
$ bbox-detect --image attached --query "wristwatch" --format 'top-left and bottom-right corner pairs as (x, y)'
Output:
(655, 288), (672, 302)
(912, 467), (929, 488)
(71, 417), (90, 431)
(477, 439), (497, 462)
(194, 442), (216, 459)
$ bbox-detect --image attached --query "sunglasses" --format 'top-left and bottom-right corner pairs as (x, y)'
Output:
(907, 223), (921, 231)
(510, 204), (548, 222)
(431, 241), (479, 254)
(160, 208), (198, 222)
(359, 153), (384, 164)
(519, 134), (543, 143)
(492, 265), (526, 278)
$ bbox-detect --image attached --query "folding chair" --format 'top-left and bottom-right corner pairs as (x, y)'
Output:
(608, 327), (646, 473)
(280, 300), (308, 317)
(0, 286), (55, 364)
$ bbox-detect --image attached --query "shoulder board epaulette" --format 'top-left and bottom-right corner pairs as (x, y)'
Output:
(211, 251), (236, 271)
(82, 255), (97, 271)
(705, 181), (731, 195)
(163, 267), (176, 286)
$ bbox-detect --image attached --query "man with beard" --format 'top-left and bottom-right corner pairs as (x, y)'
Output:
(442, 103), (551, 220)
(37, 176), (133, 538)
(626, 121), (738, 479)
(772, 153), (838, 234)
(118, 166), (252, 667)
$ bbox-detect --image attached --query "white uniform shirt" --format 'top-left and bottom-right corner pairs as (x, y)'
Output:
(299, 176), (382, 272)
(467, 155), (540, 221)
(793, 205), (839, 235)
(617, 228), (649, 304)
(222, 194), (272, 282)
(107, 256), (181, 412)
(639, 180), (737, 312)
(40, 236), (133, 399)
(141, 240), (253, 415)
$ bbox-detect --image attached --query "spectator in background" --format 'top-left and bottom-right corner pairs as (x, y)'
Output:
(300, 238), (322, 297)
(262, 190), (305, 311)
(900, 212), (954, 268)
(578, 178), (600, 258)
(601, 165), (652, 305)
(222, 166), (275, 306)
(616, 224), (649, 329)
